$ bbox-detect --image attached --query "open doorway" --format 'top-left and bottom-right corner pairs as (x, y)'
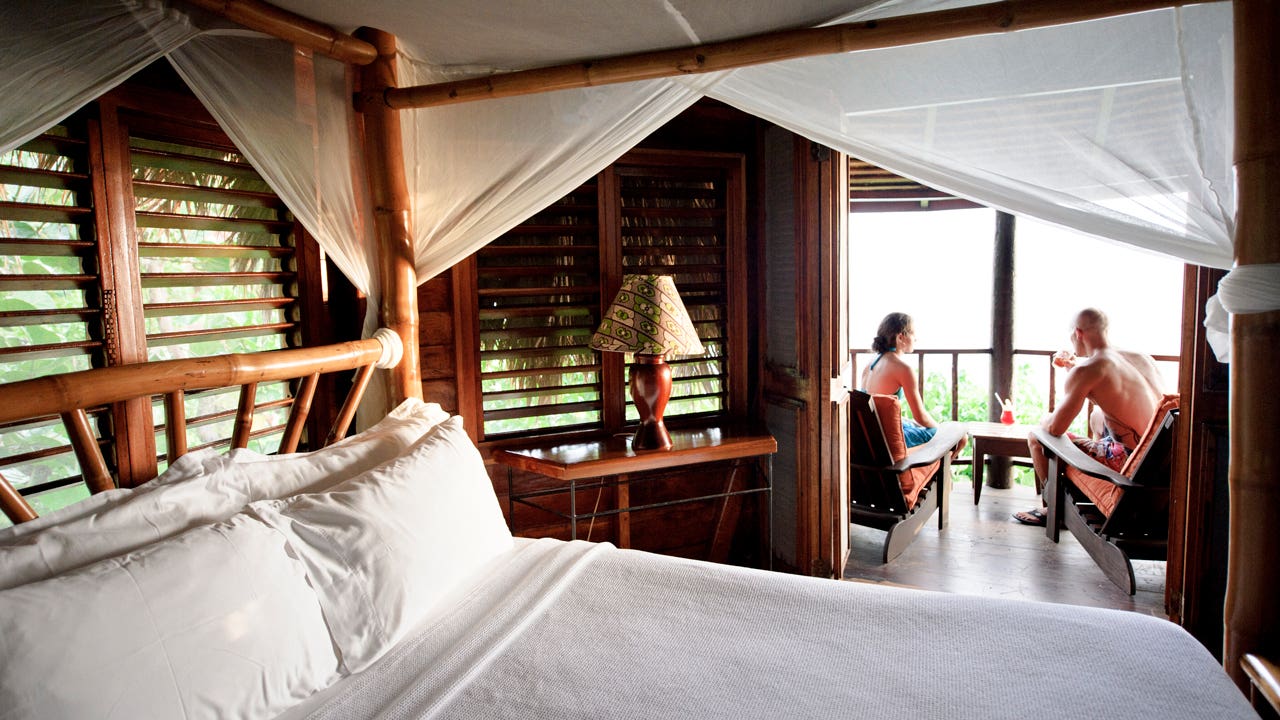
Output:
(843, 167), (1184, 615)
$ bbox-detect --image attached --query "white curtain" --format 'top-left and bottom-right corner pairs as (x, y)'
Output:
(2, 0), (1270, 368)
(0, 0), (198, 153)
(705, 3), (1234, 270)
(398, 55), (711, 283)
(168, 33), (378, 300)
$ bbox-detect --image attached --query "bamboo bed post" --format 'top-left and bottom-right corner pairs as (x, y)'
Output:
(1224, 0), (1280, 689)
(357, 28), (423, 406)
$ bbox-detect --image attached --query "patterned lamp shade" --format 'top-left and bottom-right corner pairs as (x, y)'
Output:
(590, 275), (705, 356)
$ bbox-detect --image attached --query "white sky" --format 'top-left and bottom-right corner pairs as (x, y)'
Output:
(849, 208), (1186, 358)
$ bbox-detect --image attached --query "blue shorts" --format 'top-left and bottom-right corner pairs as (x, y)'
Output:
(903, 418), (937, 448)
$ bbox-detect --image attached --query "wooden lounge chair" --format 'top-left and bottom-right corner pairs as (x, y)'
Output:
(848, 390), (968, 563)
(1033, 394), (1179, 595)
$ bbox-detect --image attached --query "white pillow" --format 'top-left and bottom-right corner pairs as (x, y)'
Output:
(0, 488), (132, 545)
(221, 397), (451, 497)
(0, 513), (339, 720)
(250, 415), (514, 673)
(0, 399), (449, 591)
(0, 446), (237, 546)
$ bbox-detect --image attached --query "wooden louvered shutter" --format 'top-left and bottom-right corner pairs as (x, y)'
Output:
(614, 152), (745, 422)
(0, 82), (330, 526)
(475, 181), (603, 438)
(471, 149), (746, 441)
(125, 110), (303, 458)
(848, 159), (978, 212)
(0, 125), (113, 512)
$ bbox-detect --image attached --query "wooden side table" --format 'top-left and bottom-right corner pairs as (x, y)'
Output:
(492, 422), (776, 566)
(968, 421), (1034, 504)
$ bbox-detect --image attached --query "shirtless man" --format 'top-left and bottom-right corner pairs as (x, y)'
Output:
(1013, 308), (1165, 526)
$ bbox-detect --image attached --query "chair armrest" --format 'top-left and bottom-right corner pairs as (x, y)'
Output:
(893, 422), (967, 472)
(1243, 654), (1280, 717)
(1030, 427), (1140, 489)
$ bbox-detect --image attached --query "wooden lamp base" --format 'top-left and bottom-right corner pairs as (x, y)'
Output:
(629, 353), (673, 450)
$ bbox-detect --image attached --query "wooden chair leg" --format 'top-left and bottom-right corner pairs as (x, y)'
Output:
(937, 455), (951, 530)
(1045, 455), (1063, 543)
(883, 485), (940, 563)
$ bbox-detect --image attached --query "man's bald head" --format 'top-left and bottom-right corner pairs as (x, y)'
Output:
(1076, 308), (1109, 335)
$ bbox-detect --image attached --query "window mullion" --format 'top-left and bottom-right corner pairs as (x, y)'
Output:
(598, 166), (626, 431)
(87, 99), (156, 487)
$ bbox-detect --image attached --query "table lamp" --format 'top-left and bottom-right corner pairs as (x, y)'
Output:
(591, 274), (704, 450)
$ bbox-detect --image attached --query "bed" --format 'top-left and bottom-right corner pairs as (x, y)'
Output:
(0, 341), (1258, 720)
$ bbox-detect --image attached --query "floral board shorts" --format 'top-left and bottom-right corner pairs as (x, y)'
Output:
(1066, 432), (1130, 472)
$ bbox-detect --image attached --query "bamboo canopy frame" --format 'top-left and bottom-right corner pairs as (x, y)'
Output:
(91, 0), (1278, 692)
(183, 0), (376, 65)
(358, 0), (1210, 110)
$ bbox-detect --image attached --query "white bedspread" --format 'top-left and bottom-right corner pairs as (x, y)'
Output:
(281, 538), (1255, 720)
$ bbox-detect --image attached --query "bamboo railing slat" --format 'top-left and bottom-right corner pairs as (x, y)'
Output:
(165, 390), (188, 463)
(231, 383), (258, 450)
(0, 472), (38, 524)
(61, 409), (114, 494)
(279, 373), (319, 454)
(326, 363), (375, 446)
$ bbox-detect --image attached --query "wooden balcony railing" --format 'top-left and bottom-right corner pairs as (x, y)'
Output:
(850, 347), (1179, 422)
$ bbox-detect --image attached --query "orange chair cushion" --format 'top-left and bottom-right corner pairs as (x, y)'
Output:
(1069, 394), (1179, 518)
(899, 460), (942, 510)
(1066, 466), (1123, 518)
(870, 394), (908, 463)
(870, 394), (937, 509)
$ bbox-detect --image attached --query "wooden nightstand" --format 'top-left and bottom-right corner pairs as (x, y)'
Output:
(492, 421), (775, 566)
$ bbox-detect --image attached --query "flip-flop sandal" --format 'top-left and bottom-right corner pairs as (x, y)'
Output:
(1013, 508), (1046, 526)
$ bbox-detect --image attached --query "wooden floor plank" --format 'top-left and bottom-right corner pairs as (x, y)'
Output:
(843, 481), (1165, 617)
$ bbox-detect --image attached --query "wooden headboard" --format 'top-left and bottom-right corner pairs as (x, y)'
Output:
(0, 331), (403, 525)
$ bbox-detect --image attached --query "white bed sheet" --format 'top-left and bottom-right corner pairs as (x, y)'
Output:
(279, 538), (1255, 720)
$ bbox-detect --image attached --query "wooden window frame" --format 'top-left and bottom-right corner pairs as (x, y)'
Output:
(461, 148), (748, 447)
(0, 80), (332, 504)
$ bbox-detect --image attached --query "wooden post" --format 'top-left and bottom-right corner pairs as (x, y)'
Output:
(1224, 0), (1280, 688)
(988, 212), (1016, 489)
(356, 28), (422, 404)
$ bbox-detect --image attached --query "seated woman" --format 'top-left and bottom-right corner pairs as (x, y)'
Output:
(860, 312), (949, 448)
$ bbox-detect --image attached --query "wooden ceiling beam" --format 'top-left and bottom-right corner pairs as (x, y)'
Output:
(369, 0), (1217, 110)
(183, 0), (376, 65)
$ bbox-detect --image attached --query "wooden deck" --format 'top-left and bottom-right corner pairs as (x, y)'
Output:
(843, 480), (1166, 617)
